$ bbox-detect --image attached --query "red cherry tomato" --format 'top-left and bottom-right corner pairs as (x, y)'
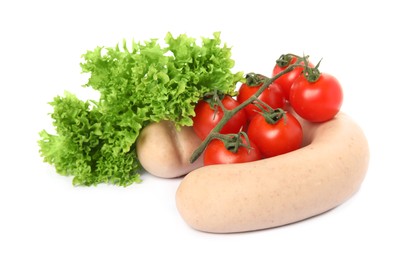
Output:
(237, 81), (285, 120)
(247, 111), (303, 158)
(272, 54), (313, 101)
(290, 72), (343, 122)
(203, 136), (261, 165)
(193, 95), (247, 140)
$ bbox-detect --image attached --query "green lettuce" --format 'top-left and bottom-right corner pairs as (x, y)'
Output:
(38, 32), (243, 186)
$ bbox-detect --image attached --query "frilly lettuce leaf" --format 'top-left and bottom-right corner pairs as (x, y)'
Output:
(39, 32), (243, 186)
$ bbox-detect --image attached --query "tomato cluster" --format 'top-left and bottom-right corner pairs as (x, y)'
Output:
(273, 54), (343, 122)
(192, 54), (343, 166)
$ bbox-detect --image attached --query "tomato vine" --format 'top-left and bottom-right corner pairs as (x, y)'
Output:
(190, 59), (305, 163)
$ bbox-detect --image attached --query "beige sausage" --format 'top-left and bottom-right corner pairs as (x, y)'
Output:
(176, 113), (369, 233)
(136, 121), (204, 178)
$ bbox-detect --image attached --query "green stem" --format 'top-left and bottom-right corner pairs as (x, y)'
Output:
(189, 62), (302, 163)
(245, 73), (265, 86)
(303, 56), (322, 83)
(253, 99), (286, 124)
(275, 53), (302, 67)
(211, 132), (251, 154)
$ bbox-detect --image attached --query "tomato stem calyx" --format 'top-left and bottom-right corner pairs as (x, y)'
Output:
(275, 53), (303, 68)
(213, 131), (253, 154)
(254, 100), (287, 124)
(303, 57), (322, 83)
(202, 91), (227, 117)
(245, 73), (266, 86)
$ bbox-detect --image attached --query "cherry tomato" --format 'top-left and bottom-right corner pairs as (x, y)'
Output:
(193, 95), (247, 140)
(204, 136), (261, 165)
(272, 54), (313, 101)
(247, 111), (303, 158)
(237, 81), (285, 120)
(290, 72), (343, 123)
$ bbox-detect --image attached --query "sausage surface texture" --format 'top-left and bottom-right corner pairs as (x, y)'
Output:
(175, 113), (369, 233)
(136, 121), (203, 178)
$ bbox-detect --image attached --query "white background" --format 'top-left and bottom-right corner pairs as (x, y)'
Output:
(1, 0), (407, 259)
